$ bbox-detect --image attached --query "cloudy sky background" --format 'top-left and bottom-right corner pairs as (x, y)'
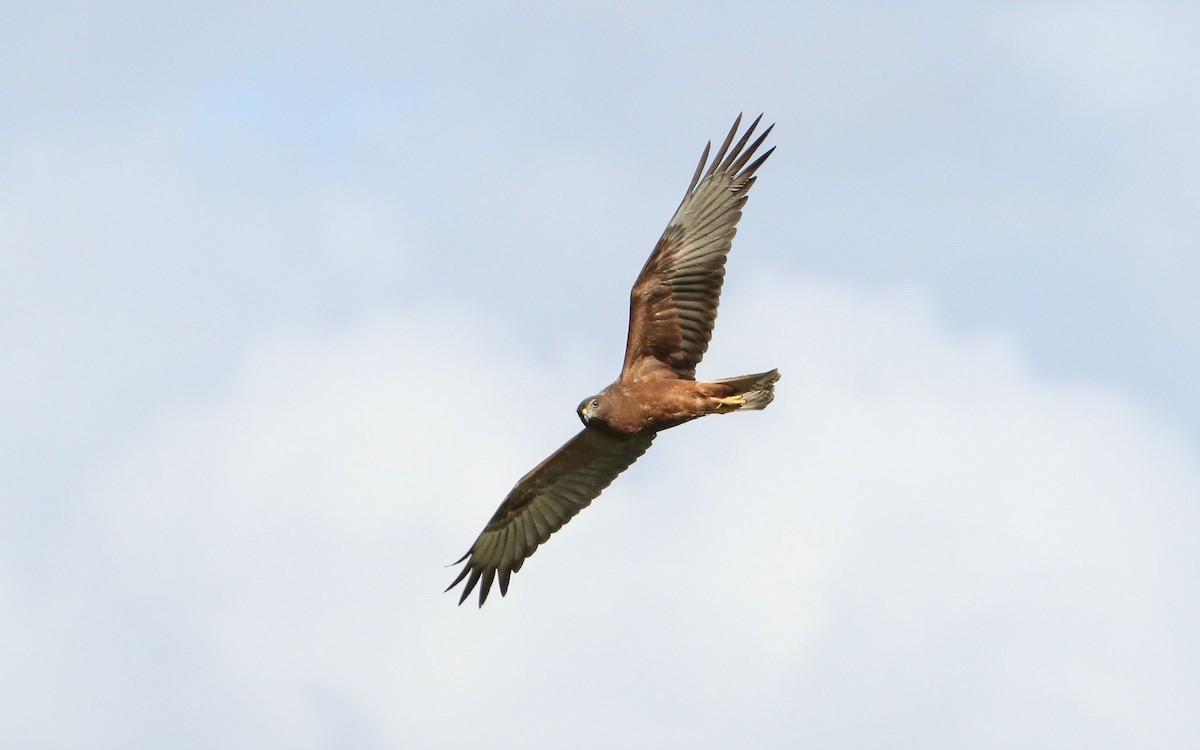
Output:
(3, 2), (1198, 747)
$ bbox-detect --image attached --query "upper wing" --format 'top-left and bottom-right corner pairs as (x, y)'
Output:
(622, 114), (775, 381)
(446, 427), (655, 607)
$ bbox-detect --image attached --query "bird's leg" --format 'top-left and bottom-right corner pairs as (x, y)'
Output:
(714, 395), (746, 413)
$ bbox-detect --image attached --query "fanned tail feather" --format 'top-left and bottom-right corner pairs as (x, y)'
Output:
(713, 368), (779, 411)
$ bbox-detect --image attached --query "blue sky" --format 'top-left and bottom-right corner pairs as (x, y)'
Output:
(3, 2), (1198, 748)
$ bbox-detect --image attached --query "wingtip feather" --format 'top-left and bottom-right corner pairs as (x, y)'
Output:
(705, 114), (743, 179)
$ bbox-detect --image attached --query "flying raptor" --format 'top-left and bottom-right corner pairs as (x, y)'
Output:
(448, 115), (779, 606)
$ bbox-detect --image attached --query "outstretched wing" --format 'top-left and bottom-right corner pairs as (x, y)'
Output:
(447, 427), (655, 607)
(622, 114), (775, 381)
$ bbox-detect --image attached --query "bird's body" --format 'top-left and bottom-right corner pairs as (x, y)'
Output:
(448, 115), (778, 606)
(582, 369), (780, 436)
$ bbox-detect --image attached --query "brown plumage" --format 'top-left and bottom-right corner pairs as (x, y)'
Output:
(447, 114), (779, 606)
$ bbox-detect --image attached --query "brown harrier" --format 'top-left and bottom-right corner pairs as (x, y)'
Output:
(447, 114), (779, 606)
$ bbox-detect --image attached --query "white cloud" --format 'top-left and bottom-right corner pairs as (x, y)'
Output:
(7, 276), (1194, 748)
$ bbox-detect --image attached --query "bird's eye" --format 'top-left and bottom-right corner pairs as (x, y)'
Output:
(590, 399), (599, 409)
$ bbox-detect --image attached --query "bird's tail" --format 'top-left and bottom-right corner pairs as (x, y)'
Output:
(711, 368), (780, 411)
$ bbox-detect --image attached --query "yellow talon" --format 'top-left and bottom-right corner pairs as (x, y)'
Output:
(715, 395), (746, 412)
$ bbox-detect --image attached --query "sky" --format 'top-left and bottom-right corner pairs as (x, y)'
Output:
(2, 1), (1198, 748)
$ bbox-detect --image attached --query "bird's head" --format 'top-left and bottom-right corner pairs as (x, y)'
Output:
(577, 395), (603, 427)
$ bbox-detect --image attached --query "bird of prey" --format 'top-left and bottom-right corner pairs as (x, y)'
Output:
(447, 114), (779, 606)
